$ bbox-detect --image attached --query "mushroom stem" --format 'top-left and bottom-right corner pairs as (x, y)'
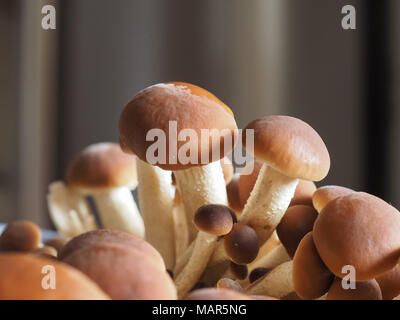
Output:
(174, 161), (228, 242)
(246, 260), (294, 298)
(47, 181), (97, 238)
(172, 195), (190, 260)
(136, 159), (175, 270)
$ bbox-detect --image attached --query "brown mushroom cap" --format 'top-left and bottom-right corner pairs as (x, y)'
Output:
(194, 204), (234, 236)
(44, 237), (68, 254)
(217, 278), (244, 292)
(62, 242), (177, 300)
(327, 278), (382, 300)
(290, 180), (317, 207)
(242, 116), (330, 181)
(313, 192), (400, 281)
(230, 262), (248, 280)
(224, 223), (260, 265)
(276, 205), (318, 258)
(66, 142), (137, 191)
(186, 287), (252, 300)
(58, 229), (165, 269)
(118, 82), (238, 171)
(0, 253), (109, 299)
(293, 232), (334, 300)
(0, 220), (41, 252)
(312, 185), (354, 212)
(238, 159), (263, 207)
(376, 262), (400, 300)
(227, 174), (243, 213)
(221, 157), (234, 185)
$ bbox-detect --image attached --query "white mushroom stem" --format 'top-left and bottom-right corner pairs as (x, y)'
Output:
(172, 196), (190, 260)
(47, 181), (97, 238)
(136, 159), (175, 270)
(173, 161), (228, 298)
(246, 260), (294, 298)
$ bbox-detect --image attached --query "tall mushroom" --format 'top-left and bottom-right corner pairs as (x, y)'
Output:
(65, 142), (145, 238)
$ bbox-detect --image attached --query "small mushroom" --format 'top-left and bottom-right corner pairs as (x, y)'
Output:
(217, 278), (244, 292)
(327, 278), (382, 300)
(194, 204), (234, 236)
(0, 220), (41, 252)
(312, 185), (354, 213)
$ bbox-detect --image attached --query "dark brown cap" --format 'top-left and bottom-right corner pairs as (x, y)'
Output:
(224, 223), (260, 264)
(186, 288), (252, 300)
(216, 278), (244, 292)
(327, 278), (382, 300)
(238, 159), (263, 207)
(293, 232), (334, 299)
(66, 142), (137, 192)
(230, 262), (248, 280)
(376, 262), (400, 300)
(242, 116), (330, 181)
(312, 185), (354, 212)
(276, 205), (318, 258)
(313, 192), (400, 280)
(0, 253), (109, 299)
(227, 174), (243, 213)
(119, 82), (238, 170)
(290, 180), (317, 207)
(194, 204), (234, 236)
(0, 220), (41, 252)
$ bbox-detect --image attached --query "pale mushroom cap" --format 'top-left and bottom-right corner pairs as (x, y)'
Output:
(58, 229), (165, 269)
(327, 278), (382, 300)
(243, 116), (330, 181)
(0, 220), (41, 252)
(186, 288), (252, 300)
(62, 242), (177, 300)
(66, 142), (137, 191)
(376, 262), (400, 300)
(194, 204), (234, 236)
(312, 185), (354, 212)
(293, 232), (334, 300)
(313, 192), (400, 280)
(118, 82), (238, 170)
(0, 253), (109, 299)
(290, 180), (317, 207)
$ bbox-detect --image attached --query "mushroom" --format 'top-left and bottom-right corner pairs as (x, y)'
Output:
(31, 245), (58, 259)
(193, 204), (234, 236)
(44, 236), (68, 255)
(376, 262), (400, 300)
(216, 278), (244, 292)
(65, 142), (144, 238)
(0, 220), (41, 252)
(312, 185), (354, 213)
(289, 180), (317, 207)
(0, 253), (109, 299)
(292, 232), (334, 299)
(172, 190), (190, 260)
(313, 192), (400, 280)
(327, 278), (382, 300)
(62, 242), (177, 300)
(226, 174), (243, 213)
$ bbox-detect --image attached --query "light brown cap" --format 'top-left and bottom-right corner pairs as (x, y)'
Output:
(0, 253), (109, 299)
(327, 278), (382, 300)
(66, 142), (137, 192)
(194, 204), (234, 236)
(313, 192), (400, 280)
(242, 116), (330, 181)
(185, 288), (252, 300)
(216, 278), (244, 292)
(58, 229), (165, 269)
(118, 82), (238, 170)
(312, 185), (354, 212)
(376, 262), (400, 300)
(224, 223), (260, 265)
(0, 220), (41, 252)
(62, 242), (177, 300)
(221, 157), (234, 185)
(293, 232), (334, 299)
(230, 262), (248, 280)
(276, 205), (318, 258)
(249, 268), (271, 284)
(238, 159), (263, 207)
(227, 174), (243, 213)
(290, 180), (317, 206)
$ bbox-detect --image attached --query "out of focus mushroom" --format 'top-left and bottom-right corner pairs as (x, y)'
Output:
(0, 220), (41, 252)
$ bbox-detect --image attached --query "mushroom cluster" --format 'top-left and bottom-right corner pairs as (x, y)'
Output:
(2, 82), (400, 300)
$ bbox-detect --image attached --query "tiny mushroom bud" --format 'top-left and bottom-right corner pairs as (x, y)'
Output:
(194, 205), (234, 236)
(313, 192), (400, 281)
(293, 232), (334, 300)
(224, 223), (260, 265)
(276, 205), (318, 258)
(0, 220), (41, 252)
(312, 185), (354, 213)
(327, 278), (382, 300)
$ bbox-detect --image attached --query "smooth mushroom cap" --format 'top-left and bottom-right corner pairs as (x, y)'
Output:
(312, 185), (354, 212)
(238, 159), (263, 207)
(194, 204), (234, 236)
(327, 278), (382, 300)
(290, 180), (317, 207)
(118, 82), (238, 170)
(62, 242), (177, 300)
(0, 220), (41, 252)
(0, 253), (109, 299)
(224, 223), (260, 265)
(66, 142), (137, 191)
(221, 157), (234, 185)
(293, 232), (334, 300)
(230, 262), (248, 280)
(58, 229), (165, 269)
(313, 192), (400, 280)
(242, 116), (330, 181)
(376, 262), (400, 300)
(277, 205), (318, 258)
(227, 174), (243, 212)
(186, 288), (252, 300)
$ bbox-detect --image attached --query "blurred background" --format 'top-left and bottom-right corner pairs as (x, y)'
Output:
(1, 0), (399, 228)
